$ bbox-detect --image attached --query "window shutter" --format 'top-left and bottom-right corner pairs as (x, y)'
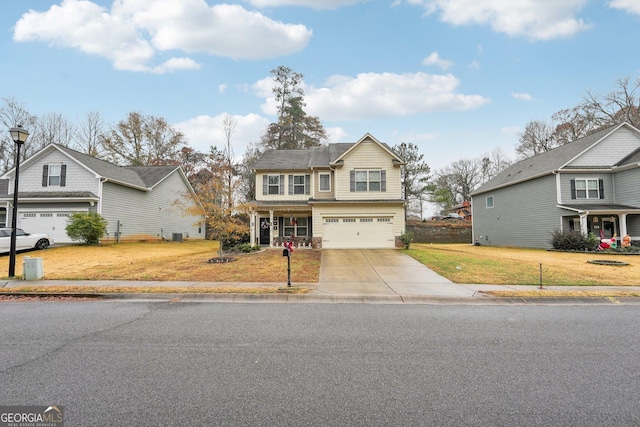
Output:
(305, 174), (310, 195)
(42, 165), (49, 187)
(262, 175), (268, 195)
(381, 170), (386, 192)
(279, 175), (285, 195)
(350, 170), (355, 192)
(570, 179), (576, 199)
(598, 179), (604, 199)
(60, 165), (67, 187)
(288, 175), (293, 195)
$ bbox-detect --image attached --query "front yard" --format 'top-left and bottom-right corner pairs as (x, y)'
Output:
(2, 241), (638, 286)
(2, 240), (320, 282)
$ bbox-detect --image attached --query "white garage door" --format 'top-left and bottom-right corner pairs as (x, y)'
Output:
(322, 217), (394, 249)
(17, 211), (76, 244)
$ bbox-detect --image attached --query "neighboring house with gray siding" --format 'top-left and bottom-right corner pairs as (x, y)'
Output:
(249, 133), (406, 249)
(0, 144), (204, 243)
(471, 122), (640, 248)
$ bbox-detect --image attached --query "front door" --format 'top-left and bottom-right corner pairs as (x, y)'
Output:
(259, 218), (271, 245)
(602, 219), (617, 239)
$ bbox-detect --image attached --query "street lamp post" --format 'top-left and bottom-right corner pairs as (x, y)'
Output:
(8, 125), (29, 277)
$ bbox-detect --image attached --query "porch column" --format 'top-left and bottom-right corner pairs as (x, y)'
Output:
(620, 213), (628, 238)
(579, 212), (589, 235)
(250, 211), (257, 246)
(269, 210), (274, 247)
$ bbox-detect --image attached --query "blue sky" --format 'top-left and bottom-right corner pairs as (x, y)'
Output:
(2, 0), (640, 172)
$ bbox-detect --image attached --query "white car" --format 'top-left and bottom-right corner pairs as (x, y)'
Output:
(0, 228), (54, 253)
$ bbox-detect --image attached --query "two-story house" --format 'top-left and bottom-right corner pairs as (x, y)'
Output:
(0, 143), (204, 243)
(249, 133), (406, 249)
(471, 122), (640, 248)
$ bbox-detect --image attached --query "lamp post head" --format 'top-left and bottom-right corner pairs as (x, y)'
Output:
(9, 125), (29, 145)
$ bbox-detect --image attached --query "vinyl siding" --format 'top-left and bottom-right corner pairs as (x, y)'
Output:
(313, 170), (335, 199)
(10, 150), (99, 195)
(472, 174), (562, 248)
(100, 171), (203, 240)
(312, 203), (405, 238)
(567, 127), (640, 167)
(558, 172), (614, 204)
(614, 168), (640, 206)
(334, 141), (401, 200)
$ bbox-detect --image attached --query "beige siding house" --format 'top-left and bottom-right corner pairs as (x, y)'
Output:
(250, 134), (406, 249)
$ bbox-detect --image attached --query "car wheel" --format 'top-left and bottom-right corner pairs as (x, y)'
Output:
(36, 239), (50, 250)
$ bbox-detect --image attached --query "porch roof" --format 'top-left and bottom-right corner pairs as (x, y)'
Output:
(0, 191), (99, 201)
(251, 200), (312, 212)
(558, 203), (640, 214)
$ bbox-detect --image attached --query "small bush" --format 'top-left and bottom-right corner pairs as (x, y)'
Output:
(66, 212), (108, 245)
(550, 229), (599, 251)
(400, 231), (414, 249)
(235, 243), (261, 253)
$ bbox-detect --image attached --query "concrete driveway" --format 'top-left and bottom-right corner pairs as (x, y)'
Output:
(317, 249), (474, 297)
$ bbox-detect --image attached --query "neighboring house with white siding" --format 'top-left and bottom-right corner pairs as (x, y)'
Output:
(0, 144), (204, 243)
(249, 133), (406, 249)
(471, 122), (640, 248)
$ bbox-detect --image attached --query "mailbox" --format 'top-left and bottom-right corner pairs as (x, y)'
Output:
(282, 249), (289, 257)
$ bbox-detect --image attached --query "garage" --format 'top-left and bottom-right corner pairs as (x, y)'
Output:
(17, 210), (77, 244)
(322, 217), (394, 249)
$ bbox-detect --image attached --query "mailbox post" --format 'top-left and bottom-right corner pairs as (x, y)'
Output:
(282, 239), (294, 287)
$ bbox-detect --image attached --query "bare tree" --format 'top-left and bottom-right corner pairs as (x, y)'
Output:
(76, 111), (105, 157)
(222, 114), (238, 210)
(581, 76), (640, 129)
(515, 120), (555, 159)
(480, 147), (512, 183)
(31, 112), (77, 149)
(0, 96), (37, 171)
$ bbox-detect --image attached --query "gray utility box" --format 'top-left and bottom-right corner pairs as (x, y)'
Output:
(172, 233), (183, 242)
(23, 257), (44, 280)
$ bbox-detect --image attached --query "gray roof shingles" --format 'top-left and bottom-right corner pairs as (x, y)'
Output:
(473, 124), (621, 194)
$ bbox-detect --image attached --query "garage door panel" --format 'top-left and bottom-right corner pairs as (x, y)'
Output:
(18, 211), (74, 243)
(322, 217), (394, 249)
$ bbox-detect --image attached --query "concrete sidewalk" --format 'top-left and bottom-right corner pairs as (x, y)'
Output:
(3, 279), (640, 304)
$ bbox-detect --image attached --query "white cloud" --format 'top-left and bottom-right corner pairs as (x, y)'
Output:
(248, 0), (368, 9)
(422, 51), (454, 70)
(410, 0), (592, 40)
(218, 84), (228, 94)
(14, 0), (312, 72)
(608, 0), (640, 15)
(468, 60), (481, 70)
(174, 113), (270, 157)
(255, 71), (489, 121)
(501, 126), (520, 135)
(511, 92), (534, 101)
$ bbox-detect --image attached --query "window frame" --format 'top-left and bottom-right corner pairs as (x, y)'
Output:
(267, 175), (280, 195)
(319, 173), (331, 192)
(292, 175), (306, 195)
(486, 196), (494, 209)
(352, 170), (385, 192)
(575, 178), (599, 199)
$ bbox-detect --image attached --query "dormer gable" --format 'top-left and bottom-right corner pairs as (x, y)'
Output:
(330, 133), (404, 168)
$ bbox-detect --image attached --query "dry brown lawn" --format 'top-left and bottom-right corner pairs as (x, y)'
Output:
(405, 243), (640, 286)
(3, 241), (639, 288)
(2, 240), (321, 282)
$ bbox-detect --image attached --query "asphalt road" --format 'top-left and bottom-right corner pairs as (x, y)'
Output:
(1, 302), (639, 426)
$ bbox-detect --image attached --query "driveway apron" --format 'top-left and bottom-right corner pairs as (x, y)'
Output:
(318, 249), (471, 297)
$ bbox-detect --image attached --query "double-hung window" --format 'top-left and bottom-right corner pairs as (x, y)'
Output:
(319, 173), (331, 192)
(351, 170), (386, 192)
(572, 178), (602, 199)
(267, 175), (280, 195)
(42, 164), (66, 187)
(293, 175), (305, 194)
